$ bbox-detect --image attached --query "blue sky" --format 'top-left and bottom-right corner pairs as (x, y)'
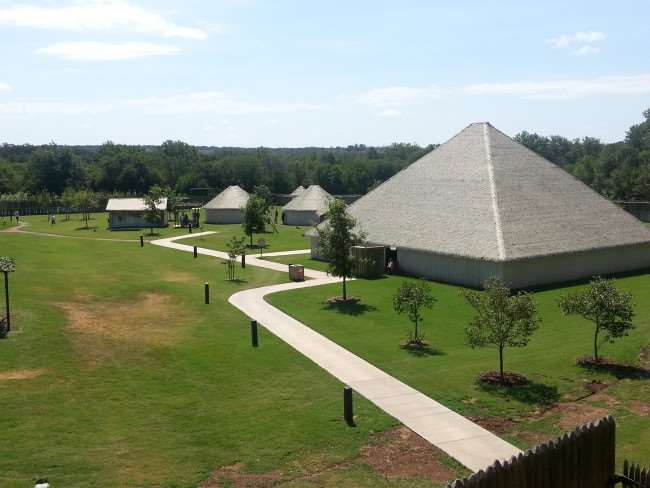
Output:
(1, 0), (649, 146)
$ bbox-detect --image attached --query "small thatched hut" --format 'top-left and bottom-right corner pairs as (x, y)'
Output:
(203, 185), (249, 224)
(283, 185), (332, 226)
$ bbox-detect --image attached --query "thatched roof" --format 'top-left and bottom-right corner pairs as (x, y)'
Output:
(348, 122), (650, 261)
(106, 198), (167, 212)
(283, 185), (332, 214)
(203, 185), (249, 210)
(290, 185), (306, 197)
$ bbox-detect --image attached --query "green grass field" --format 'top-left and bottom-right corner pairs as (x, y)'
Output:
(0, 232), (471, 487)
(267, 273), (650, 463)
(19, 212), (313, 252)
(262, 254), (330, 272)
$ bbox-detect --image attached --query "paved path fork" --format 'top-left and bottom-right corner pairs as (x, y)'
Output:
(152, 232), (521, 472)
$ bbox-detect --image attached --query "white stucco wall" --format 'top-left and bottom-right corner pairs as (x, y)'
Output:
(205, 208), (243, 224)
(108, 211), (168, 229)
(284, 210), (320, 226)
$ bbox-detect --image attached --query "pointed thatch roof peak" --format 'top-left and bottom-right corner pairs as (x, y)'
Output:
(283, 185), (332, 214)
(203, 185), (249, 209)
(290, 185), (306, 197)
(348, 122), (650, 261)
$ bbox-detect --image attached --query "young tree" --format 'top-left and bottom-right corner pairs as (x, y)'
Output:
(393, 280), (436, 346)
(242, 194), (267, 247)
(164, 186), (180, 222)
(60, 188), (77, 221)
(224, 236), (246, 281)
(559, 277), (634, 363)
(463, 278), (540, 383)
(0, 256), (16, 334)
(143, 185), (166, 235)
(316, 199), (366, 301)
(75, 189), (98, 229)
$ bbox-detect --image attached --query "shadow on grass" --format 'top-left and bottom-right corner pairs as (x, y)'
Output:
(225, 279), (248, 284)
(478, 378), (560, 406)
(578, 360), (650, 380)
(401, 344), (446, 358)
(322, 301), (377, 316)
(74, 226), (98, 231)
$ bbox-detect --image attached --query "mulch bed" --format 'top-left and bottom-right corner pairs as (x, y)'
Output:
(326, 296), (361, 305)
(477, 371), (529, 386)
(399, 339), (430, 350)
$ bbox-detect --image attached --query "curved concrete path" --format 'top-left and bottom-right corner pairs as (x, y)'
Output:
(152, 232), (521, 472)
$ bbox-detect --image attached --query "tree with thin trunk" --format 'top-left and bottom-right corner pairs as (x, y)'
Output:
(143, 185), (166, 236)
(393, 280), (436, 346)
(316, 199), (366, 301)
(225, 236), (246, 281)
(0, 256), (16, 335)
(242, 194), (267, 247)
(462, 277), (539, 383)
(75, 189), (98, 229)
(559, 276), (634, 363)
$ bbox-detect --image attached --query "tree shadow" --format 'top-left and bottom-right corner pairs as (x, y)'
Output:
(400, 343), (446, 358)
(225, 279), (248, 284)
(478, 378), (560, 406)
(578, 360), (650, 380)
(74, 226), (98, 231)
(321, 301), (377, 316)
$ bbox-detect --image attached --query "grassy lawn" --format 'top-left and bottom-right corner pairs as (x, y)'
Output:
(262, 253), (330, 272)
(267, 273), (650, 464)
(185, 224), (312, 253)
(21, 212), (190, 240)
(0, 233), (470, 487)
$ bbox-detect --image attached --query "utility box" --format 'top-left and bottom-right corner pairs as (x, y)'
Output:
(288, 264), (305, 281)
(351, 246), (385, 278)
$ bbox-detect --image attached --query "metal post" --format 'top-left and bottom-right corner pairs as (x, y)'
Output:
(344, 386), (354, 425)
(140, 235), (144, 247)
(241, 252), (246, 268)
(204, 282), (209, 304)
(251, 320), (258, 347)
(193, 246), (198, 258)
(4, 272), (9, 332)
(189, 226), (193, 234)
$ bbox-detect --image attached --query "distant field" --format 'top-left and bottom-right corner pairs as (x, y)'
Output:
(268, 273), (650, 464)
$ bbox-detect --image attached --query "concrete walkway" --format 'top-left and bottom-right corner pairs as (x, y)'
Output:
(152, 232), (521, 472)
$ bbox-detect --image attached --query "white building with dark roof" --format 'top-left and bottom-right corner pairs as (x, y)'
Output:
(342, 122), (650, 288)
(203, 185), (249, 224)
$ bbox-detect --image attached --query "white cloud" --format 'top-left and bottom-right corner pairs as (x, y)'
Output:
(463, 74), (650, 99)
(572, 44), (600, 56)
(378, 108), (400, 117)
(0, 0), (207, 39)
(38, 41), (180, 61)
(546, 31), (604, 56)
(0, 91), (329, 116)
(357, 85), (440, 107)
(0, 82), (11, 92)
(547, 31), (605, 49)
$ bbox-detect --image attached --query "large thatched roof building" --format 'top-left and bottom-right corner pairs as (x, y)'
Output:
(345, 122), (650, 288)
(283, 185), (332, 226)
(290, 185), (306, 198)
(203, 185), (249, 224)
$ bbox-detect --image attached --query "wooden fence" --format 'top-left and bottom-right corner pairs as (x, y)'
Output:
(620, 460), (650, 487)
(446, 416), (617, 488)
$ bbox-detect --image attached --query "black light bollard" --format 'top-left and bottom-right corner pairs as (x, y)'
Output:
(204, 282), (210, 304)
(241, 252), (246, 268)
(251, 320), (258, 347)
(193, 246), (198, 258)
(189, 225), (193, 234)
(344, 386), (354, 426)
(140, 235), (144, 247)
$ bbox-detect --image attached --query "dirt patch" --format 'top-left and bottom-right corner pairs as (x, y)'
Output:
(201, 427), (458, 487)
(469, 416), (519, 435)
(201, 463), (282, 488)
(0, 368), (46, 381)
(57, 293), (179, 364)
(357, 427), (456, 482)
(162, 272), (196, 283)
(628, 400), (650, 417)
(640, 345), (650, 370)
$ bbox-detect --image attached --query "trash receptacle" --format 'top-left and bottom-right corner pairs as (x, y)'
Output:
(288, 264), (305, 281)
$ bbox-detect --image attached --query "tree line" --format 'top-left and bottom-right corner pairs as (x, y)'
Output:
(1, 109), (649, 202)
